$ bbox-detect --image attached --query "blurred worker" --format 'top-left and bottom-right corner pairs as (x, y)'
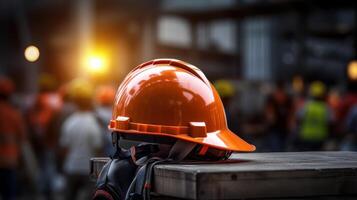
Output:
(0, 76), (26, 200)
(286, 76), (306, 151)
(264, 81), (293, 152)
(95, 84), (116, 155)
(327, 88), (342, 141)
(48, 83), (78, 193)
(26, 73), (62, 198)
(291, 76), (306, 113)
(296, 81), (334, 151)
(53, 84), (78, 151)
(336, 61), (357, 138)
(340, 104), (357, 151)
(27, 74), (62, 153)
(214, 79), (238, 132)
(60, 79), (103, 200)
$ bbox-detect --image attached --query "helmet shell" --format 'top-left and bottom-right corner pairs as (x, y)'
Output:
(110, 59), (255, 152)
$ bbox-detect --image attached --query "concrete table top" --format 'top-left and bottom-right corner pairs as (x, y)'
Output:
(91, 151), (357, 199)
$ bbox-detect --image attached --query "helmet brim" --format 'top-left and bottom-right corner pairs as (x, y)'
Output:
(111, 128), (255, 152)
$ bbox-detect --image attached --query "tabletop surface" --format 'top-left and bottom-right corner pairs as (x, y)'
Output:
(91, 151), (357, 199)
(155, 151), (357, 172)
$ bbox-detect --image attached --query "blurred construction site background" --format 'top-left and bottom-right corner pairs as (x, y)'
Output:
(1, 0), (357, 199)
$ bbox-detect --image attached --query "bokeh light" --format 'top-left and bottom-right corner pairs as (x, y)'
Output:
(347, 60), (357, 81)
(82, 51), (109, 76)
(88, 56), (105, 71)
(24, 45), (40, 62)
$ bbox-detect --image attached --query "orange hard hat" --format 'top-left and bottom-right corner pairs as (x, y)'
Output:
(95, 85), (116, 106)
(109, 59), (255, 152)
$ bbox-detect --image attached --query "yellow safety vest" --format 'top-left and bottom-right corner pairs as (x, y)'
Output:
(300, 101), (329, 141)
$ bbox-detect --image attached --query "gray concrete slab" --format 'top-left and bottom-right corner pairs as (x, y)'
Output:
(91, 151), (357, 199)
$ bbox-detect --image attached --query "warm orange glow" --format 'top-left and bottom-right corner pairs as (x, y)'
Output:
(88, 56), (105, 71)
(82, 51), (109, 75)
(348, 61), (357, 81)
(24, 45), (40, 62)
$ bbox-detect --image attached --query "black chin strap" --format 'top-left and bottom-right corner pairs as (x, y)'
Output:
(125, 140), (197, 200)
(168, 140), (197, 161)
